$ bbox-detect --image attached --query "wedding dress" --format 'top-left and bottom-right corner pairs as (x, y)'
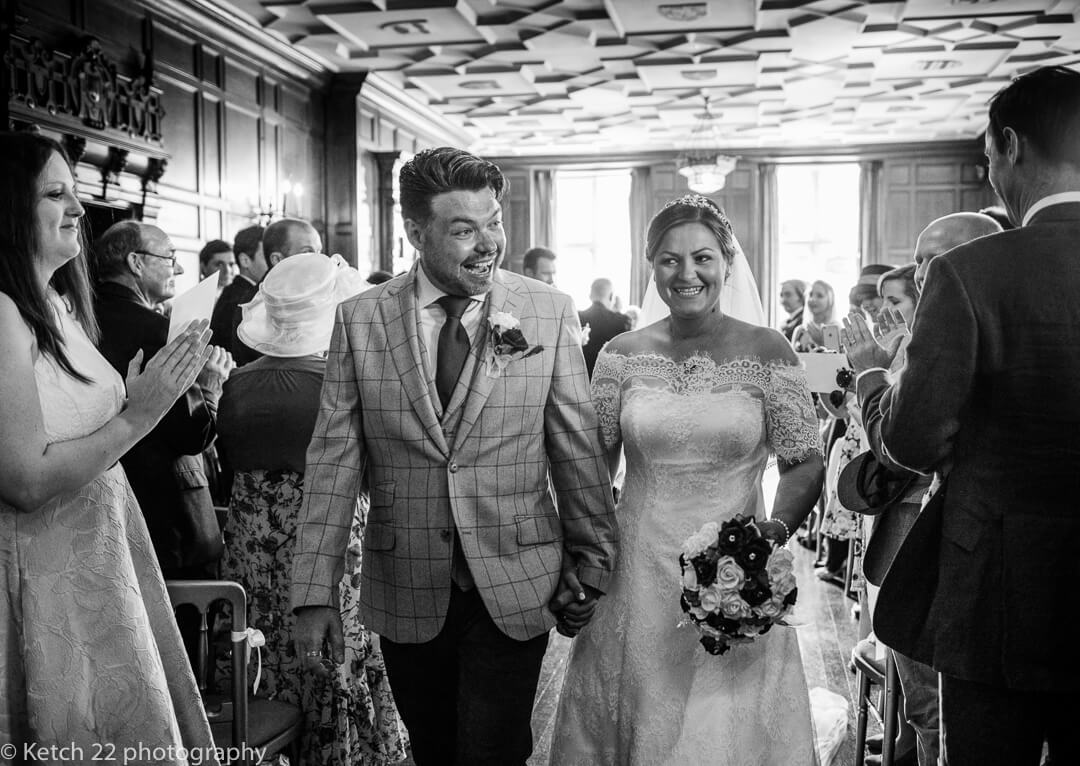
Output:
(549, 348), (820, 765)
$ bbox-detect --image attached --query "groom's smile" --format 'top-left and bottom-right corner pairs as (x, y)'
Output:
(407, 187), (506, 296)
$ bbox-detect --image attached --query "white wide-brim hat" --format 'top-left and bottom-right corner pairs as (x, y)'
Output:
(238, 252), (366, 357)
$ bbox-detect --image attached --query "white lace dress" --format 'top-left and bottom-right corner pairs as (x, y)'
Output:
(550, 351), (820, 766)
(0, 292), (216, 764)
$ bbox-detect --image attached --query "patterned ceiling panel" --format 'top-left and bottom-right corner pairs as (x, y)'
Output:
(208, 0), (1080, 154)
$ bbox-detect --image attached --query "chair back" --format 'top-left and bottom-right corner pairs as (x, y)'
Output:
(166, 579), (250, 764)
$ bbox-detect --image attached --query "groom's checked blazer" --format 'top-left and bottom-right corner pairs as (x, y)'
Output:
(874, 202), (1080, 692)
(291, 266), (619, 643)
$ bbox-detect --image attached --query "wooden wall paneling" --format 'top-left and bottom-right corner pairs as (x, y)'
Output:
(224, 59), (260, 105)
(885, 189), (913, 262)
(157, 75), (200, 192)
(325, 74), (366, 267)
(502, 168), (531, 269)
(224, 103), (261, 209)
(201, 94), (223, 198)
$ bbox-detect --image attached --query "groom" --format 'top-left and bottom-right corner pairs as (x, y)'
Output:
(291, 147), (619, 765)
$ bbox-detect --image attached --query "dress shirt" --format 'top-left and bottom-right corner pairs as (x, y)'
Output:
(415, 263), (487, 383)
(1021, 191), (1080, 226)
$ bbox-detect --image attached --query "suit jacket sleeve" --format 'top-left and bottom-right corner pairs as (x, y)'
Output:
(856, 369), (906, 471)
(291, 301), (366, 610)
(878, 256), (977, 473)
(544, 297), (619, 593)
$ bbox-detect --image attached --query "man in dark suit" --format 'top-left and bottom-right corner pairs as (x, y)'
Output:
(209, 224), (264, 353)
(93, 221), (232, 578)
(578, 277), (632, 377)
(845, 212), (1003, 766)
(845, 66), (1080, 765)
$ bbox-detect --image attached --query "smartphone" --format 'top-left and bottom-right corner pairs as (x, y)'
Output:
(822, 324), (841, 353)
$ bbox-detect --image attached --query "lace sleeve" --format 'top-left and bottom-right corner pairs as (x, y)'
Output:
(765, 362), (821, 464)
(590, 351), (624, 452)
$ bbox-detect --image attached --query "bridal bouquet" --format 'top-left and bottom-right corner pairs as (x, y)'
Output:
(678, 515), (798, 655)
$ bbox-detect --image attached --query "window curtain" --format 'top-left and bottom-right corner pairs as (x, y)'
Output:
(532, 169), (555, 251)
(859, 160), (884, 267)
(756, 163), (779, 326)
(628, 166), (653, 305)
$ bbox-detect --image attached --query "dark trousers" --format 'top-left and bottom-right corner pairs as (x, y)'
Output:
(940, 674), (1078, 766)
(381, 585), (550, 766)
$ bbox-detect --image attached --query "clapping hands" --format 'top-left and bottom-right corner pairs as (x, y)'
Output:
(124, 320), (212, 431)
(840, 308), (909, 374)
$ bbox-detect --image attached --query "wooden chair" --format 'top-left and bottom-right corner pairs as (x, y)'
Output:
(167, 580), (303, 765)
(852, 644), (901, 766)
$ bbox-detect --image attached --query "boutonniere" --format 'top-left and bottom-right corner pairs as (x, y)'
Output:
(486, 310), (543, 377)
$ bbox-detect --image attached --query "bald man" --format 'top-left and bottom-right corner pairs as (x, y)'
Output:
(92, 221), (230, 577)
(912, 212), (1003, 291)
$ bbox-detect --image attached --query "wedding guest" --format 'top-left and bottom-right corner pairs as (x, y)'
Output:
(198, 238), (236, 300)
(92, 220), (233, 578)
(847, 66), (1080, 766)
(977, 204), (1014, 231)
(913, 212), (1002, 291)
(522, 246), (557, 285)
(791, 279), (837, 351)
(290, 147), (617, 766)
(366, 269), (394, 285)
(623, 304), (641, 331)
(579, 277), (632, 377)
(551, 193), (824, 764)
(210, 224), (265, 353)
(853, 264), (891, 321)
(232, 218), (323, 366)
(217, 253), (407, 765)
(0, 131), (217, 760)
(779, 279), (805, 341)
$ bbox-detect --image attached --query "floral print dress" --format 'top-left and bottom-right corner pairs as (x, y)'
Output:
(219, 468), (408, 766)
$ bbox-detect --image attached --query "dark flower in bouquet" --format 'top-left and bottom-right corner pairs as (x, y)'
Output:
(678, 515), (798, 656)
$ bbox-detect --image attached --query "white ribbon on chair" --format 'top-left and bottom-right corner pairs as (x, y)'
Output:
(231, 627), (266, 695)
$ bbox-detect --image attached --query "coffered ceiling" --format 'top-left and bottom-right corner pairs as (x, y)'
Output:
(202, 0), (1080, 155)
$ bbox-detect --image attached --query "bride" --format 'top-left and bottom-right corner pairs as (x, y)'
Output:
(549, 194), (825, 765)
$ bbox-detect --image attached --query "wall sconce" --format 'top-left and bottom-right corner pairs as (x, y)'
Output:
(281, 179), (304, 217)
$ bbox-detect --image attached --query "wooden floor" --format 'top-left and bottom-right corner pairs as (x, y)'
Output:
(398, 541), (873, 766)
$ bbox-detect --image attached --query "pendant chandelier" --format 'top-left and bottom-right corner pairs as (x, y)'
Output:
(677, 96), (738, 194)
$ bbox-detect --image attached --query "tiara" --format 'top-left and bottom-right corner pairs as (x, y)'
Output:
(663, 194), (731, 227)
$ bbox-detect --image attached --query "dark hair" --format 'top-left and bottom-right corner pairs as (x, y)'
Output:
(93, 220), (143, 281)
(234, 224), (265, 259)
(198, 238), (231, 267)
(263, 218), (315, 259)
(878, 264), (920, 305)
(0, 131), (97, 382)
(977, 205), (1015, 231)
(849, 283), (878, 308)
(645, 194), (736, 267)
(366, 269), (393, 285)
(523, 247), (556, 272)
(987, 65), (1080, 165)
(781, 279), (806, 303)
(399, 147), (507, 226)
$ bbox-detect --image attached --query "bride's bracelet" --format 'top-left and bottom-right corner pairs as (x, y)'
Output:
(768, 518), (792, 542)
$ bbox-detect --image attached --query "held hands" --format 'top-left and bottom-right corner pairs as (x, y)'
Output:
(123, 320), (212, 431)
(549, 563), (603, 638)
(294, 606), (345, 677)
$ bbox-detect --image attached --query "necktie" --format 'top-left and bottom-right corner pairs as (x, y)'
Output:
(435, 295), (472, 410)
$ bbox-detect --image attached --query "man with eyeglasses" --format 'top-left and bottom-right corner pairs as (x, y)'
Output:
(91, 220), (234, 581)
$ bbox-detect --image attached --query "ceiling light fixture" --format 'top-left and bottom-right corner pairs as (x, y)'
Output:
(676, 96), (738, 194)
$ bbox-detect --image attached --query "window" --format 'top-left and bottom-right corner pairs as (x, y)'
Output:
(776, 163), (861, 322)
(554, 170), (633, 311)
